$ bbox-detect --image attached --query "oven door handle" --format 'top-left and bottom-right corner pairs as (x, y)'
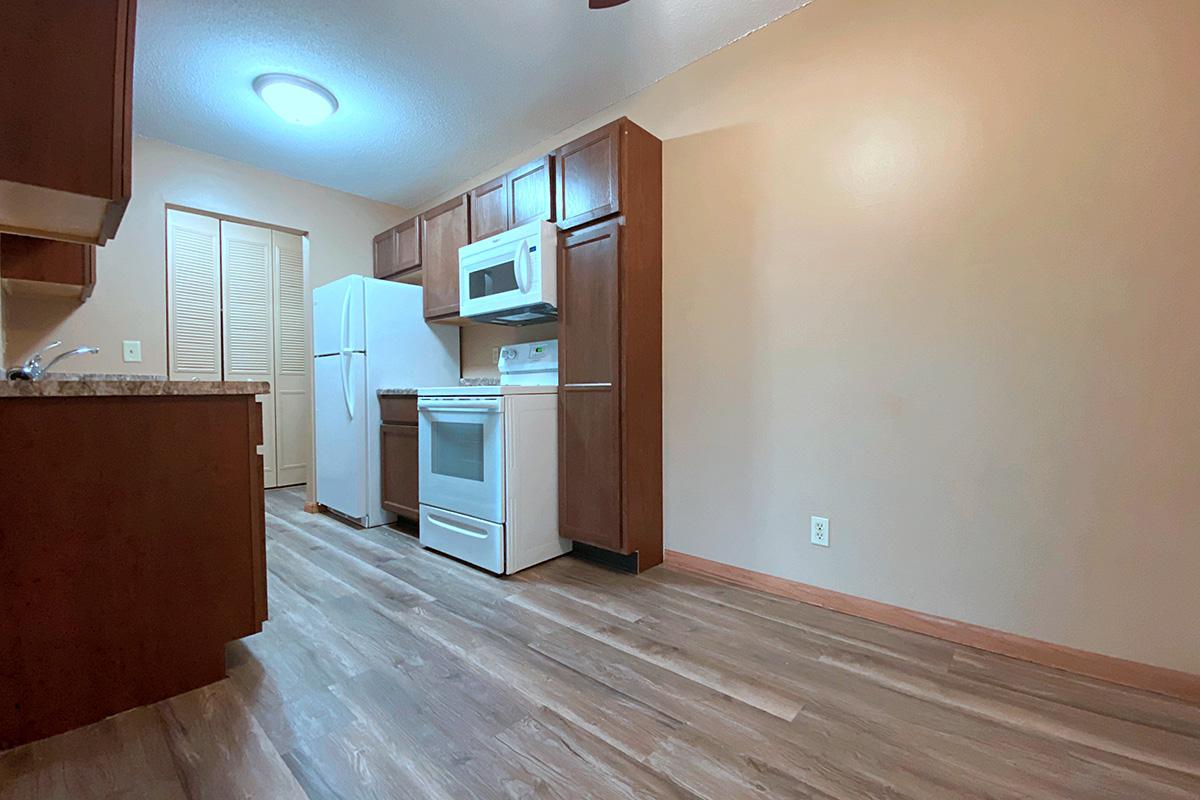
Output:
(418, 398), (503, 413)
(424, 512), (489, 540)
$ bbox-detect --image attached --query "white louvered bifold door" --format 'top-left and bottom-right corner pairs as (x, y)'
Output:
(220, 221), (277, 488)
(271, 230), (310, 487)
(167, 210), (221, 381)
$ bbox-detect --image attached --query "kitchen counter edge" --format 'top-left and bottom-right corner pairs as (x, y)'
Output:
(0, 380), (271, 398)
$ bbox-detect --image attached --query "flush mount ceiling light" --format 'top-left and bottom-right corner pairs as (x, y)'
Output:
(253, 73), (338, 125)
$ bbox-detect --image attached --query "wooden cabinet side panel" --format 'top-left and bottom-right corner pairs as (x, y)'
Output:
(114, 0), (136, 201)
(618, 123), (664, 569)
(247, 397), (268, 627)
(422, 194), (470, 320)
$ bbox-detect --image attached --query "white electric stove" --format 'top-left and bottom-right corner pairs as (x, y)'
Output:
(416, 340), (569, 574)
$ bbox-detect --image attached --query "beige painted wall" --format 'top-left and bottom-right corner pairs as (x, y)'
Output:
(444, 0), (1200, 672)
(4, 137), (406, 373)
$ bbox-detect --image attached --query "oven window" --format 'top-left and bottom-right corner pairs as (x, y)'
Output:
(430, 421), (485, 481)
(469, 261), (519, 299)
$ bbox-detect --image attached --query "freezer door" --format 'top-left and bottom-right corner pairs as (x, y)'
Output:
(314, 352), (368, 519)
(313, 276), (365, 356)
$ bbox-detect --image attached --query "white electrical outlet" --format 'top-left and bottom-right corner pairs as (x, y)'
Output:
(122, 340), (142, 363)
(811, 516), (830, 547)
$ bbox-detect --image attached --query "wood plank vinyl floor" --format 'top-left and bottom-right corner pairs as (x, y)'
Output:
(3, 486), (1198, 798)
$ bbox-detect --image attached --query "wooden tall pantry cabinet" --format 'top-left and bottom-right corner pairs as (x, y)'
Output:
(166, 209), (311, 489)
(556, 118), (663, 571)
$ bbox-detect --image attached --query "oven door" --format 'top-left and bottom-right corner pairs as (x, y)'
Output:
(418, 397), (504, 523)
(459, 237), (538, 318)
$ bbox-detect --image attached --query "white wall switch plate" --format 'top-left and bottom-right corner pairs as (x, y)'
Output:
(122, 340), (142, 363)
(811, 516), (830, 547)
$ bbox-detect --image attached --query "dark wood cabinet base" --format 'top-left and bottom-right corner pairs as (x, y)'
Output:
(0, 393), (267, 749)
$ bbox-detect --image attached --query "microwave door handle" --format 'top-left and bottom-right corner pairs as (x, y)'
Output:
(514, 240), (530, 293)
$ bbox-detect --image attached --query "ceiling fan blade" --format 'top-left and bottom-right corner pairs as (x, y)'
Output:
(589, 0), (631, 8)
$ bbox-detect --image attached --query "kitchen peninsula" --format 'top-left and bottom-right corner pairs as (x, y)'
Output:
(0, 379), (269, 748)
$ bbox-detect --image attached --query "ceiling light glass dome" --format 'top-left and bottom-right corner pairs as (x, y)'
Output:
(253, 74), (338, 125)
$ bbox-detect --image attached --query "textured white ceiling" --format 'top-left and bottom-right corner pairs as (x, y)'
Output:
(133, 0), (807, 207)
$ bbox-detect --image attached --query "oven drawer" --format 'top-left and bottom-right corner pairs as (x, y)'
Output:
(419, 505), (504, 574)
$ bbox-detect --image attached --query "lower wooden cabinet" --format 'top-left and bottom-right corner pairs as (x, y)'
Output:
(559, 385), (621, 549)
(0, 390), (267, 748)
(380, 395), (420, 521)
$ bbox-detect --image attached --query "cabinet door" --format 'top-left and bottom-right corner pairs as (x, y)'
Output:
(559, 220), (622, 549)
(422, 194), (470, 320)
(470, 175), (508, 241)
(560, 388), (621, 549)
(381, 423), (419, 521)
(372, 228), (397, 278)
(508, 155), (554, 228)
(555, 120), (621, 230)
(395, 216), (421, 274)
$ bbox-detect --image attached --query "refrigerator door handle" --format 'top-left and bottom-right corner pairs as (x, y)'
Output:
(340, 283), (351, 353)
(342, 351), (354, 419)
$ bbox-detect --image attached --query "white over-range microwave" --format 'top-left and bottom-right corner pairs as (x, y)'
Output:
(458, 219), (557, 325)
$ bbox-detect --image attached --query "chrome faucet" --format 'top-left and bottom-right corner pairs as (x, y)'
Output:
(6, 341), (100, 381)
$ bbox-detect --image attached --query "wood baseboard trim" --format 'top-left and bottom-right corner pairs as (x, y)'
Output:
(663, 549), (1200, 704)
(302, 502), (320, 514)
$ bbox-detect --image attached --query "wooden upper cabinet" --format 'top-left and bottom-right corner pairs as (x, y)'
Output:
(555, 120), (622, 230)
(422, 194), (470, 321)
(0, 234), (97, 301)
(470, 155), (554, 243)
(508, 156), (555, 229)
(372, 229), (397, 279)
(469, 176), (508, 242)
(395, 216), (421, 273)
(373, 216), (421, 280)
(0, 0), (136, 245)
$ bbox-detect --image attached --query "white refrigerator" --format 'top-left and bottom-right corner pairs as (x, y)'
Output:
(313, 275), (459, 526)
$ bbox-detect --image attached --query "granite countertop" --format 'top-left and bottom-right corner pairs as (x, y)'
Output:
(378, 377), (500, 397)
(0, 375), (271, 398)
